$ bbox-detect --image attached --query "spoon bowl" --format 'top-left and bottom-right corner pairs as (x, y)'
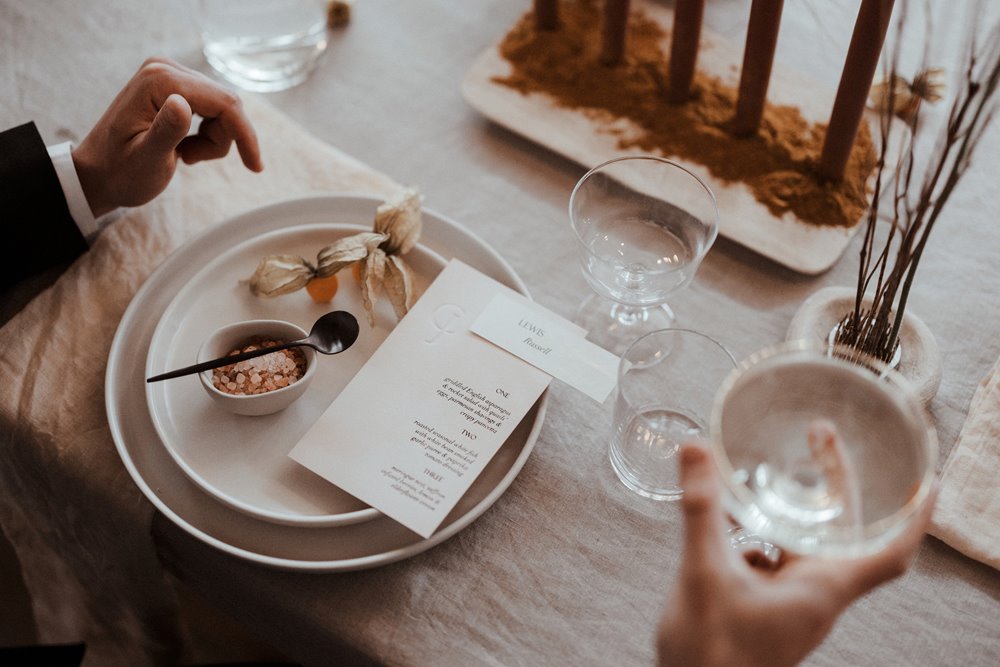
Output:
(302, 310), (361, 355)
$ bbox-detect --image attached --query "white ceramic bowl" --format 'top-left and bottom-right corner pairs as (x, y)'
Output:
(198, 319), (317, 416)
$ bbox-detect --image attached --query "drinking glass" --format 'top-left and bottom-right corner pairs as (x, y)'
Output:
(569, 156), (719, 355)
(610, 329), (736, 500)
(199, 0), (328, 92)
(709, 341), (937, 558)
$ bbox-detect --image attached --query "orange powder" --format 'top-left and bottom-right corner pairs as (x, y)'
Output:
(494, 1), (877, 228)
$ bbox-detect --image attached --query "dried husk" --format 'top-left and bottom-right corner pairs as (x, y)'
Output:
(359, 248), (387, 327)
(384, 254), (414, 320)
(315, 232), (386, 277)
(373, 188), (422, 255)
(246, 188), (424, 325)
(249, 255), (316, 297)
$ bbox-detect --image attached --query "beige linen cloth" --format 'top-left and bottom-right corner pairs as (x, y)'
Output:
(929, 355), (1000, 572)
(0, 96), (398, 665)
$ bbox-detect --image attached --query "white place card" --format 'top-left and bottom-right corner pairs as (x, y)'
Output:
(470, 293), (619, 403)
(289, 260), (552, 538)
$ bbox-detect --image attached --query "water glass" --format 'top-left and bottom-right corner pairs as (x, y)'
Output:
(199, 0), (328, 92)
(570, 156), (718, 356)
(610, 329), (736, 500)
(710, 341), (937, 557)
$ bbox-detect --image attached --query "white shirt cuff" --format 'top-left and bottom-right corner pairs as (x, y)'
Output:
(47, 141), (100, 241)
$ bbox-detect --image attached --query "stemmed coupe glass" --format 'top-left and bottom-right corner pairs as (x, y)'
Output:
(569, 156), (719, 355)
(710, 341), (937, 558)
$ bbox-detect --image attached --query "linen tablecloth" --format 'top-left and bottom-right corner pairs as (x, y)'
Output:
(3, 1), (1000, 665)
(0, 95), (398, 665)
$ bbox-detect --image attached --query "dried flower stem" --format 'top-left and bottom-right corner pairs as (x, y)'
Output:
(835, 0), (1000, 363)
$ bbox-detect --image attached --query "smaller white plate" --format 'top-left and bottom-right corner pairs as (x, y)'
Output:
(145, 223), (447, 527)
(111, 194), (547, 570)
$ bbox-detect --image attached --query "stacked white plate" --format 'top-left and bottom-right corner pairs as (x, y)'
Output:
(107, 195), (548, 571)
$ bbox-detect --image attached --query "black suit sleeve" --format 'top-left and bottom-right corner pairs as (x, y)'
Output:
(1, 122), (88, 291)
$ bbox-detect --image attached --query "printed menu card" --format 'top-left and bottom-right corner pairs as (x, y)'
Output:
(289, 260), (552, 538)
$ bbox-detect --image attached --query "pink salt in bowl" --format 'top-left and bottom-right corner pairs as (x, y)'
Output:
(198, 319), (318, 416)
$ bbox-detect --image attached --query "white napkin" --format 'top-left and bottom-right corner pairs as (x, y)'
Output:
(929, 354), (1000, 571)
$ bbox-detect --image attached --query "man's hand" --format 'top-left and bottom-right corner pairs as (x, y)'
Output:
(72, 57), (263, 217)
(656, 440), (936, 667)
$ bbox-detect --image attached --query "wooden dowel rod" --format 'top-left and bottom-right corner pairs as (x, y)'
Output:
(667, 0), (706, 103)
(732, 0), (785, 136)
(819, 0), (896, 181)
(534, 0), (559, 31)
(600, 0), (631, 66)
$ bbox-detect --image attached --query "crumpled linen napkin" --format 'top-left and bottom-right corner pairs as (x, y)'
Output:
(929, 354), (1000, 572)
(0, 95), (398, 665)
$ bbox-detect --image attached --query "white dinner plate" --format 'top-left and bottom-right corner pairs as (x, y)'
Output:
(107, 194), (548, 571)
(145, 223), (447, 527)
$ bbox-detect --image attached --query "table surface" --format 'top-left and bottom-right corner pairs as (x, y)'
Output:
(4, 0), (1000, 665)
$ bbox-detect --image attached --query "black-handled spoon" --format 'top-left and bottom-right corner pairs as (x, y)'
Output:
(146, 311), (360, 383)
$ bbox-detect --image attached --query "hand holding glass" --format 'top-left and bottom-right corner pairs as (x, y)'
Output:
(710, 341), (937, 557)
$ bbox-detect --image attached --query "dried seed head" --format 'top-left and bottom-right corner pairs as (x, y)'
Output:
(870, 68), (946, 122)
(249, 255), (316, 297)
(327, 0), (352, 28)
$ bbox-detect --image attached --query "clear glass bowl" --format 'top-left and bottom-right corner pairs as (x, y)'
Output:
(710, 340), (937, 558)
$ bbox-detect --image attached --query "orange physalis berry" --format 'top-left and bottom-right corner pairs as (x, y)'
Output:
(351, 261), (363, 283)
(305, 274), (339, 303)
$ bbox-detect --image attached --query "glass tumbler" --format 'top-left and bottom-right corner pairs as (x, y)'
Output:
(199, 0), (328, 92)
(610, 328), (736, 500)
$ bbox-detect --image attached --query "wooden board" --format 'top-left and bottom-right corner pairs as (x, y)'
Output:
(461, 3), (881, 275)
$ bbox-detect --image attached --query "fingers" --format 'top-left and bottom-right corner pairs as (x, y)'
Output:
(677, 440), (732, 572)
(821, 481), (938, 603)
(178, 117), (233, 164)
(167, 72), (263, 172)
(143, 93), (193, 155)
(807, 420), (862, 530)
(136, 58), (264, 172)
